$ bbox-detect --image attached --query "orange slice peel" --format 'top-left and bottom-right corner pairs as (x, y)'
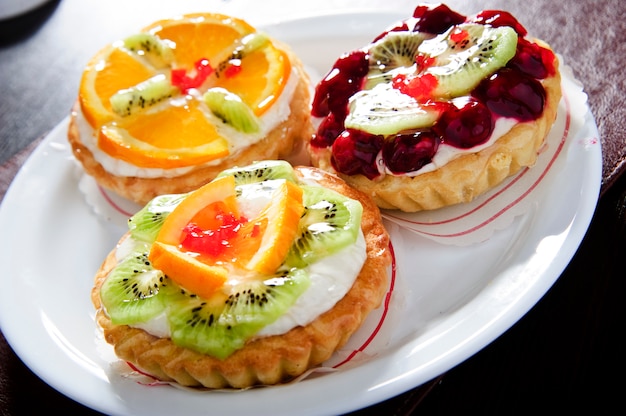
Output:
(244, 180), (304, 274)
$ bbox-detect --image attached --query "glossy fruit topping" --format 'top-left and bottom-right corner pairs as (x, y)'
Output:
(149, 175), (239, 298)
(331, 129), (383, 179)
(508, 37), (556, 79)
(79, 13), (291, 169)
(432, 97), (494, 148)
(382, 130), (439, 173)
(311, 50), (369, 118)
(466, 9), (528, 37)
(412, 3), (466, 34)
(472, 68), (546, 121)
(148, 174), (305, 297)
(312, 5), (554, 178)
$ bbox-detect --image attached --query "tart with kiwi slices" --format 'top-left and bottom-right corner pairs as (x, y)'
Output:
(68, 13), (313, 205)
(91, 160), (391, 388)
(309, 3), (562, 212)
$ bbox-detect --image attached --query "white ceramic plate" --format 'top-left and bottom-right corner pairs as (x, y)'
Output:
(0, 12), (602, 416)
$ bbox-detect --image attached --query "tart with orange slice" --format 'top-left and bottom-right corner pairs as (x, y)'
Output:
(68, 13), (313, 204)
(92, 160), (391, 388)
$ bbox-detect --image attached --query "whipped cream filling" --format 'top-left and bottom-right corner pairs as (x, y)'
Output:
(76, 66), (299, 179)
(114, 230), (367, 339)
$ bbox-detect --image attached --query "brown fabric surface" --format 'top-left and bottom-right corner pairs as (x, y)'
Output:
(525, 0), (626, 193)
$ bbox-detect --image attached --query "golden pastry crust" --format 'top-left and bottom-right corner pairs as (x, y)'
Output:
(91, 166), (391, 389)
(69, 48), (313, 206)
(309, 46), (562, 212)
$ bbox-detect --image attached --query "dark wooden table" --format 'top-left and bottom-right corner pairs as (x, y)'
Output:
(1, 0), (624, 414)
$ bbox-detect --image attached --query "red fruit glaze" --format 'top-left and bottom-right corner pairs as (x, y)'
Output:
(467, 10), (528, 36)
(331, 129), (383, 179)
(373, 21), (411, 42)
(433, 97), (494, 148)
(412, 3), (466, 34)
(311, 112), (345, 148)
(382, 131), (439, 173)
(311, 50), (369, 118)
(508, 38), (556, 79)
(311, 5), (554, 177)
(472, 68), (546, 121)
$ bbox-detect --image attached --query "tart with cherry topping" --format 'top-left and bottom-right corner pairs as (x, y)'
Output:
(308, 4), (562, 212)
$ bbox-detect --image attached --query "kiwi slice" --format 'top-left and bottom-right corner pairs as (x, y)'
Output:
(128, 193), (187, 243)
(229, 33), (270, 60)
(216, 160), (297, 186)
(203, 87), (260, 133)
(365, 31), (431, 89)
(100, 242), (168, 325)
(417, 23), (518, 98)
(123, 33), (175, 68)
(110, 73), (178, 117)
(165, 267), (309, 359)
(285, 185), (363, 268)
(344, 82), (442, 135)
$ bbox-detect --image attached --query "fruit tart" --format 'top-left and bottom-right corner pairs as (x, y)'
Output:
(308, 4), (562, 212)
(91, 160), (391, 388)
(68, 13), (312, 205)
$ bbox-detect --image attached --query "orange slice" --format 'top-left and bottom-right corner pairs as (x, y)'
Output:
(149, 241), (228, 299)
(97, 100), (229, 168)
(155, 175), (239, 245)
(149, 175), (239, 297)
(244, 180), (304, 274)
(79, 46), (155, 128)
(78, 13), (292, 169)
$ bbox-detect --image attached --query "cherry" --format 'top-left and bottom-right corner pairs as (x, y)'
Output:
(331, 129), (383, 179)
(508, 38), (556, 79)
(472, 68), (545, 121)
(467, 10), (528, 37)
(382, 131), (440, 173)
(311, 50), (369, 117)
(311, 112), (345, 148)
(412, 3), (466, 34)
(433, 97), (494, 148)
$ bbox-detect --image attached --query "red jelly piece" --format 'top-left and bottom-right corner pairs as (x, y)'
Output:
(393, 73), (439, 102)
(180, 212), (244, 259)
(171, 58), (214, 93)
